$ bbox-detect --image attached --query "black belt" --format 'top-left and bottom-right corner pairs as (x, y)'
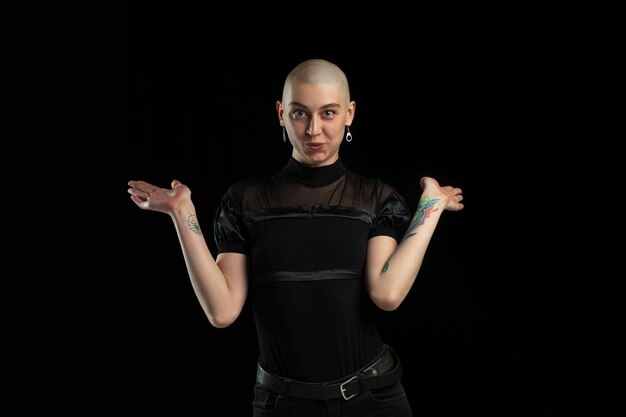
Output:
(256, 347), (402, 401)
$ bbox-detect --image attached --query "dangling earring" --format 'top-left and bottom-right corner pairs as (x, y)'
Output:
(345, 127), (353, 142)
(282, 127), (286, 142)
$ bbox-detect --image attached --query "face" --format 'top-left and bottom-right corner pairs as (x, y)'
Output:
(277, 82), (355, 167)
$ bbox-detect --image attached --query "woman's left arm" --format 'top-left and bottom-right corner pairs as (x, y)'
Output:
(365, 176), (464, 311)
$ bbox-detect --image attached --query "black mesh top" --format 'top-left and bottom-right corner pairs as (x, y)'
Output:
(213, 156), (411, 382)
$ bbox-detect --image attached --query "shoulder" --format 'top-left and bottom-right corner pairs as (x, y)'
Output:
(221, 171), (280, 203)
(224, 177), (257, 194)
(345, 169), (400, 200)
(220, 177), (258, 202)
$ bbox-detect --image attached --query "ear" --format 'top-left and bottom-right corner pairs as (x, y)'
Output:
(345, 100), (356, 126)
(276, 100), (285, 126)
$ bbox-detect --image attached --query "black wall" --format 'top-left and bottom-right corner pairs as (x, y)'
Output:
(121, 5), (621, 415)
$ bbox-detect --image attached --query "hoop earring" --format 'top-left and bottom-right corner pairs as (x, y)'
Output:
(282, 127), (286, 142)
(345, 127), (352, 142)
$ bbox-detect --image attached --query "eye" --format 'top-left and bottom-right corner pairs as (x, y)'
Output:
(323, 110), (336, 118)
(291, 110), (307, 119)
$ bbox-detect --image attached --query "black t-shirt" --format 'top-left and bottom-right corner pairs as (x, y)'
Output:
(214, 157), (411, 382)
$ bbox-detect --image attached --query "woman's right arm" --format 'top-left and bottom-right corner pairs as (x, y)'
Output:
(128, 180), (248, 328)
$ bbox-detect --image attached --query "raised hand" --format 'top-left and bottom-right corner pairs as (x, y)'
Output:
(419, 176), (464, 212)
(127, 180), (192, 215)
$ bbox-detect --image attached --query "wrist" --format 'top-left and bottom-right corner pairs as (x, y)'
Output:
(170, 199), (196, 221)
(414, 196), (444, 219)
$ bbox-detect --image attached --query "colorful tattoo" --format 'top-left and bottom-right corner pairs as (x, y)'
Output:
(403, 198), (440, 240)
(188, 214), (202, 235)
(382, 262), (390, 273)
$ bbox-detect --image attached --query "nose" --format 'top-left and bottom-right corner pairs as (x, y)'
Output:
(306, 115), (322, 136)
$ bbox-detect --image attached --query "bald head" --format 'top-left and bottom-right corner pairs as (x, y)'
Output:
(282, 59), (351, 105)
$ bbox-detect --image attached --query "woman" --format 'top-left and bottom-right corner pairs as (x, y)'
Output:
(128, 58), (464, 416)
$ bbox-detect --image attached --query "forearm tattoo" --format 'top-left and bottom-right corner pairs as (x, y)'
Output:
(187, 214), (202, 235)
(381, 198), (441, 273)
(403, 198), (440, 241)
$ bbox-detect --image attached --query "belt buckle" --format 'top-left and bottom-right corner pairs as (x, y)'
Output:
(340, 375), (358, 400)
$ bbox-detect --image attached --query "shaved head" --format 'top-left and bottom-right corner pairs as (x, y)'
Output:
(282, 59), (351, 105)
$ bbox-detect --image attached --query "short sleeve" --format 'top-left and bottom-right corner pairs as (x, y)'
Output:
(213, 190), (249, 254)
(369, 191), (411, 243)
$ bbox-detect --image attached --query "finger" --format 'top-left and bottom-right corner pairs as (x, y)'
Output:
(128, 187), (150, 199)
(128, 180), (158, 193)
(130, 194), (147, 207)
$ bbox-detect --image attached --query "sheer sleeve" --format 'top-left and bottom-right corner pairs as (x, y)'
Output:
(368, 191), (411, 243)
(213, 189), (249, 254)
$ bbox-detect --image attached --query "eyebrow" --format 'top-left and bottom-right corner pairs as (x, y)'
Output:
(288, 102), (342, 110)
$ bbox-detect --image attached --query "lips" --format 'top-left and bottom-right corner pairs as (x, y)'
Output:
(305, 142), (324, 151)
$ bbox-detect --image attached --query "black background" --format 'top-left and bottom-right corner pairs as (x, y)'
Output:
(120, 4), (622, 415)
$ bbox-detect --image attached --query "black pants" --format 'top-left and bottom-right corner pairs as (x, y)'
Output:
(252, 346), (412, 417)
(252, 379), (412, 416)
